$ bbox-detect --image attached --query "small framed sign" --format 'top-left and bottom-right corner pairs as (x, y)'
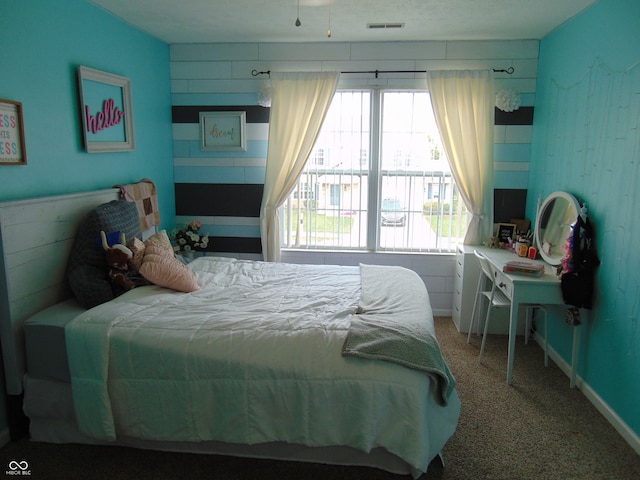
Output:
(0, 99), (27, 165)
(496, 222), (517, 243)
(200, 111), (247, 151)
(78, 66), (135, 152)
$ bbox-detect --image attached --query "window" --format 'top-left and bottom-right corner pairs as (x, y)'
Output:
(282, 89), (468, 253)
(310, 148), (325, 167)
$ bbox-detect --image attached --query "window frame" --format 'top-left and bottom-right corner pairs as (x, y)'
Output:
(282, 86), (466, 254)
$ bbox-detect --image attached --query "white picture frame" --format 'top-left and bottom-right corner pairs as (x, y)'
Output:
(200, 111), (247, 151)
(78, 66), (135, 153)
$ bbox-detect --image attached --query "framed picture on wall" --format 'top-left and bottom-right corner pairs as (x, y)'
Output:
(77, 66), (135, 152)
(496, 222), (517, 243)
(200, 111), (247, 151)
(0, 98), (27, 165)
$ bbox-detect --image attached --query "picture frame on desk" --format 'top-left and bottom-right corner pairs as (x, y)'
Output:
(496, 223), (517, 243)
(77, 66), (135, 153)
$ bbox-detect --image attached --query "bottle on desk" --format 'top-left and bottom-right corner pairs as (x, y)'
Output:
(516, 239), (530, 257)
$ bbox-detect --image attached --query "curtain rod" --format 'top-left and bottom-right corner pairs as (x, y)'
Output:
(251, 67), (514, 78)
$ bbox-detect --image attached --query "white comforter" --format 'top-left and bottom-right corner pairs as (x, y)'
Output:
(66, 257), (460, 475)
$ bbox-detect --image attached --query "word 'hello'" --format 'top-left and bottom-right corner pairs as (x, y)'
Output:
(85, 99), (124, 134)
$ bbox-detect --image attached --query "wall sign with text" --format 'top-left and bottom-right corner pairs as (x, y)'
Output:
(496, 222), (517, 243)
(200, 111), (247, 151)
(0, 99), (27, 165)
(77, 66), (135, 153)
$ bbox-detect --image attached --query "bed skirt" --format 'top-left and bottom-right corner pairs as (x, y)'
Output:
(24, 375), (447, 478)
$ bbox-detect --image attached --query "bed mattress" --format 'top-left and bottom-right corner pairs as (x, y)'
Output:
(23, 298), (86, 383)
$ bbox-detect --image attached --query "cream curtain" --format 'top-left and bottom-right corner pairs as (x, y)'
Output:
(426, 70), (495, 245)
(260, 71), (340, 262)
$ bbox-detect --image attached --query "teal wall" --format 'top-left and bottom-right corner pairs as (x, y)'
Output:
(530, 0), (640, 436)
(0, 0), (174, 434)
(0, 0), (174, 217)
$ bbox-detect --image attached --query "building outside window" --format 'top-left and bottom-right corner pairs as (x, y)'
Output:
(282, 89), (468, 252)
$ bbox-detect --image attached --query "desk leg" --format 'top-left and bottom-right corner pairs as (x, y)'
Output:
(507, 303), (518, 385)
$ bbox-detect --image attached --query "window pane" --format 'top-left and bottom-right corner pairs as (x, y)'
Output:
(282, 89), (468, 253)
(282, 91), (370, 249)
(379, 91), (467, 252)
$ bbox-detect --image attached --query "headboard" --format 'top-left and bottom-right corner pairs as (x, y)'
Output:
(0, 188), (120, 395)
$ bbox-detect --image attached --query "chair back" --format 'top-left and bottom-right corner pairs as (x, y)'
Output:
(474, 249), (494, 282)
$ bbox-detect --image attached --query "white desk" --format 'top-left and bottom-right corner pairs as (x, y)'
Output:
(476, 247), (579, 386)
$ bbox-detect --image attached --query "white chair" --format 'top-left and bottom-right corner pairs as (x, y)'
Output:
(467, 249), (548, 367)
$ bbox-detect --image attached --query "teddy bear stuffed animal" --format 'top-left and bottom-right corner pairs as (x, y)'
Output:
(101, 230), (137, 292)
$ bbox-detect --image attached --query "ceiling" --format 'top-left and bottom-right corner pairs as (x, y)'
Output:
(88, 0), (598, 44)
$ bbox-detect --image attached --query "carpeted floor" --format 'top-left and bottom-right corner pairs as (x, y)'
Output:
(435, 317), (640, 480)
(1, 317), (638, 479)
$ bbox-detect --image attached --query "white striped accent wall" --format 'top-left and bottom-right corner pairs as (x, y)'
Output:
(170, 40), (539, 315)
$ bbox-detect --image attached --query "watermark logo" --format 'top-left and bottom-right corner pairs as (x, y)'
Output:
(5, 460), (30, 476)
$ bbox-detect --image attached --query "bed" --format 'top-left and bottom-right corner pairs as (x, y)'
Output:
(0, 188), (460, 478)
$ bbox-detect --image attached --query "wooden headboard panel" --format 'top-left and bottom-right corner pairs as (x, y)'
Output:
(0, 188), (120, 395)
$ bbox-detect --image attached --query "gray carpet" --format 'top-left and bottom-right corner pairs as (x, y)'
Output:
(1, 317), (638, 479)
(435, 317), (639, 479)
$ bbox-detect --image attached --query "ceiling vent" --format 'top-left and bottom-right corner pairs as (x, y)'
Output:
(366, 23), (405, 30)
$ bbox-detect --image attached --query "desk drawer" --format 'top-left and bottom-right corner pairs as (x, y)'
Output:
(454, 268), (463, 290)
(453, 283), (462, 309)
(495, 270), (513, 299)
(455, 252), (464, 275)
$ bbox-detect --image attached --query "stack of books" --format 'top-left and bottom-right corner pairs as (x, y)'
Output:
(503, 260), (545, 277)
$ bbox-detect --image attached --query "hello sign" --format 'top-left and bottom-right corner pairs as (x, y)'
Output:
(78, 66), (135, 152)
(85, 98), (125, 135)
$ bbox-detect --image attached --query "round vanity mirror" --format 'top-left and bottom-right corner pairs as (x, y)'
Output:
(534, 191), (581, 266)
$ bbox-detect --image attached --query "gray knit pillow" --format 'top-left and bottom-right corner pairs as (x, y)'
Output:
(67, 200), (142, 308)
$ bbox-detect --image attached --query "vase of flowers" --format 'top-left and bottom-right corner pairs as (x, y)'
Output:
(171, 220), (210, 255)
